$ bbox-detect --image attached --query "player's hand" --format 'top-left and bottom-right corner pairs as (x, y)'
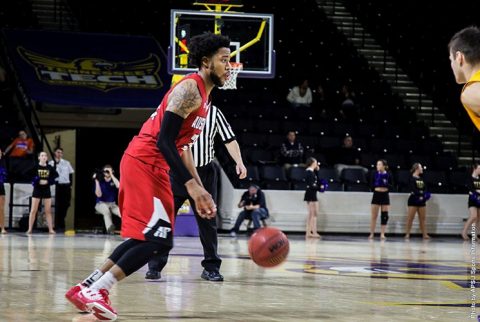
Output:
(185, 179), (217, 219)
(236, 163), (247, 179)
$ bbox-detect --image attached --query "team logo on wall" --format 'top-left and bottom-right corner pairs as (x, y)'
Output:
(18, 47), (162, 91)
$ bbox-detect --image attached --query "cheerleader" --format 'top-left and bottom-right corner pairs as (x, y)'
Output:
(405, 163), (431, 240)
(26, 152), (58, 234)
(368, 159), (393, 240)
(0, 149), (7, 234)
(462, 163), (480, 240)
(304, 157), (326, 238)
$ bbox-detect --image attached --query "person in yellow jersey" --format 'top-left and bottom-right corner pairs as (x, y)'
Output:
(449, 26), (480, 129)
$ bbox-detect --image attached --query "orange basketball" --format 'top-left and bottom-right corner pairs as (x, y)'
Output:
(248, 227), (290, 268)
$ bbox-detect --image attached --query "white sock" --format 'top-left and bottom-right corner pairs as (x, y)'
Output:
(81, 269), (103, 287)
(90, 271), (117, 291)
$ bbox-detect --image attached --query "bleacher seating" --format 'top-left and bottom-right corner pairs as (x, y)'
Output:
(3, 0), (474, 194)
(395, 170), (411, 193)
(449, 170), (469, 194)
(288, 166), (307, 183)
(423, 171), (449, 194)
(0, 0), (38, 29)
(345, 1), (480, 138)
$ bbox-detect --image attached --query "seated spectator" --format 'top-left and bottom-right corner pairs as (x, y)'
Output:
(230, 184), (269, 237)
(287, 79), (313, 109)
(93, 165), (121, 234)
(312, 84), (329, 119)
(341, 84), (355, 108)
(334, 136), (367, 176)
(280, 131), (305, 169)
(339, 84), (357, 120)
(4, 130), (34, 158)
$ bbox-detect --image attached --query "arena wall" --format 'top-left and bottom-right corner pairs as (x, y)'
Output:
(218, 170), (468, 235)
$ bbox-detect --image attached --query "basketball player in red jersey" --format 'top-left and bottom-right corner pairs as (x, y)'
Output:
(65, 32), (231, 321)
(449, 26), (480, 130)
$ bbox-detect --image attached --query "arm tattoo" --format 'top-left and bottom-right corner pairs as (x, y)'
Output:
(167, 80), (202, 118)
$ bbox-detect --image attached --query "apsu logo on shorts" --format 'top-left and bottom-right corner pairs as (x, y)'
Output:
(153, 227), (172, 239)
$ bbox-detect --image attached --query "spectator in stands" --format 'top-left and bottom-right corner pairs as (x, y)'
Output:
(94, 165), (121, 234)
(4, 130), (35, 182)
(462, 162), (480, 240)
(49, 147), (74, 232)
(230, 184), (268, 237)
(339, 84), (357, 120)
(304, 157), (323, 238)
(26, 152), (58, 234)
(312, 84), (329, 119)
(369, 159), (393, 240)
(4, 130), (34, 158)
(341, 84), (355, 108)
(0, 148), (7, 234)
(334, 135), (366, 176)
(405, 163), (431, 240)
(280, 131), (305, 169)
(287, 79), (313, 109)
(312, 83), (344, 121)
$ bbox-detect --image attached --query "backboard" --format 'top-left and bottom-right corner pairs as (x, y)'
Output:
(169, 9), (275, 78)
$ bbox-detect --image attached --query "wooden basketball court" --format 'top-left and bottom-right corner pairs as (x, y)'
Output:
(0, 233), (475, 321)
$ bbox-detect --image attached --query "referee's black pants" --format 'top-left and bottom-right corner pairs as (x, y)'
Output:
(147, 162), (221, 273)
(54, 183), (72, 230)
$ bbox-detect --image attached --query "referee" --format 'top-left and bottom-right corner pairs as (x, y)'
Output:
(49, 147), (74, 232)
(145, 104), (246, 282)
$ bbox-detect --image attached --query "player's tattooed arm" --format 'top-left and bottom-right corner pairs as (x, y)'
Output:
(166, 79), (202, 119)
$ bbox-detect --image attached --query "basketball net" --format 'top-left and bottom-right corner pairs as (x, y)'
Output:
(218, 62), (243, 90)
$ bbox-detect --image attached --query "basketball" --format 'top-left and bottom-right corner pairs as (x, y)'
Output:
(248, 227), (290, 268)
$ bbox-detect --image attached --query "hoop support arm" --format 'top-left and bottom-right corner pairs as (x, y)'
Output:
(230, 19), (266, 58)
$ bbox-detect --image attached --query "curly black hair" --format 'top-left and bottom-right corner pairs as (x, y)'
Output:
(188, 32), (231, 68)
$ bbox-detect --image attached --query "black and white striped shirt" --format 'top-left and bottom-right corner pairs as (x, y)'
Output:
(192, 105), (236, 167)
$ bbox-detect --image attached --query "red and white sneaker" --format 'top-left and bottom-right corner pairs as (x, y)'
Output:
(74, 288), (117, 321)
(65, 283), (88, 312)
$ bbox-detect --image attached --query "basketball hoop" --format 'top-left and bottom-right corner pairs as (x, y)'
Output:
(219, 62), (242, 90)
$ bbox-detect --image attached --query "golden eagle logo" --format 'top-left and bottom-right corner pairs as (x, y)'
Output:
(18, 47), (163, 91)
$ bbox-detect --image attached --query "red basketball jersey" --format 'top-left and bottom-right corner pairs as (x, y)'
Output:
(125, 73), (210, 169)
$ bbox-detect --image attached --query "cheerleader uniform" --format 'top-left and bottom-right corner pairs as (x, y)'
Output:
(32, 164), (58, 199)
(407, 175), (428, 207)
(370, 171), (392, 205)
(467, 175), (480, 208)
(304, 168), (319, 202)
